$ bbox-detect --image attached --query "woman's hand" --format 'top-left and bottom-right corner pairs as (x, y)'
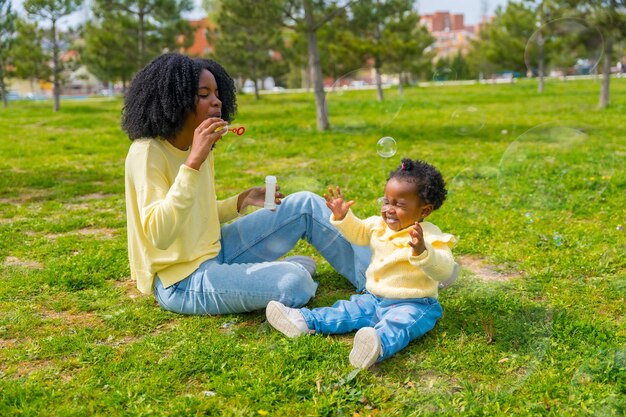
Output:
(408, 221), (426, 256)
(324, 186), (354, 221)
(185, 117), (228, 170)
(237, 185), (285, 212)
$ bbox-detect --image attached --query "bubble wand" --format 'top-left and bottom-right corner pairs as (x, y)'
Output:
(218, 125), (246, 136)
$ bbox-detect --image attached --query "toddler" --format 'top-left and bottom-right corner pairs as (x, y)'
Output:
(266, 158), (458, 368)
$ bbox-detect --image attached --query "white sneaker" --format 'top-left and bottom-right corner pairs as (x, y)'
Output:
(283, 256), (317, 277)
(438, 263), (460, 290)
(349, 327), (381, 369)
(266, 300), (309, 338)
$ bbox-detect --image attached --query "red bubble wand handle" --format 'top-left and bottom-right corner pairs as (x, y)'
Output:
(228, 126), (246, 136)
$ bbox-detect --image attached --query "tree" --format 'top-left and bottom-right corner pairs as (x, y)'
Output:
(525, 1), (606, 93)
(212, 0), (285, 100)
(281, 25), (312, 89)
(566, 0), (626, 108)
(546, 0), (626, 107)
(596, 0), (626, 108)
(201, 0), (222, 20)
(0, 0), (16, 107)
(24, 0), (82, 112)
(348, 0), (418, 101)
(281, 7), (362, 90)
(381, 5), (433, 93)
(81, 11), (137, 90)
(316, 10), (361, 85)
(284, 0), (356, 131)
(449, 50), (471, 80)
(528, 0), (553, 92)
(523, 0), (576, 92)
(9, 19), (50, 95)
(100, 0), (194, 69)
(466, 2), (536, 79)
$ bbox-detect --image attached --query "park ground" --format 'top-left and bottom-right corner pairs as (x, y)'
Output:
(0, 78), (625, 416)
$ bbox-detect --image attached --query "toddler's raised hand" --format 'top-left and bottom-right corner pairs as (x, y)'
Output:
(324, 186), (354, 221)
(409, 221), (426, 256)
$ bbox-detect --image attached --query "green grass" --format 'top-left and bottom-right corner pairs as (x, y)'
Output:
(1, 78), (625, 416)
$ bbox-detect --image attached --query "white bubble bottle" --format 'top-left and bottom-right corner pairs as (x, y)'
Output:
(264, 176), (277, 210)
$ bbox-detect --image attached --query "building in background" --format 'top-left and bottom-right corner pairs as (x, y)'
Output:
(7, 49), (104, 98)
(180, 18), (216, 57)
(420, 11), (488, 59)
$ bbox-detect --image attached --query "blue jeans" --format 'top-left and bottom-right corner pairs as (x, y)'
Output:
(300, 293), (442, 361)
(154, 191), (371, 315)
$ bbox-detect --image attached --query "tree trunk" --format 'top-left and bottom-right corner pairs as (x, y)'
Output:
(0, 55), (7, 108)
(374, 63), (383, 102)
(254, 80), (260, 99)
(398, 73), (404, 95)
(537, 30), (545, 93)
(303, 0), (329, 131)
(300, 66), (309, 90)
(253, 65), (260, 100)
(139, 12), (146, 67)
(52, 19), (60, 112)
(598, 34), (612, 109)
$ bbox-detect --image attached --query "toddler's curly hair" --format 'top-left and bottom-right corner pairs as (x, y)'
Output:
(388, 158), (447, 210)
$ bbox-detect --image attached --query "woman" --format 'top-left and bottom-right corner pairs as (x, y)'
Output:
(122, 53), (371, 315)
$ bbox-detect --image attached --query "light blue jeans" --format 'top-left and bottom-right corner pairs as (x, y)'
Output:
(300, 293), (443, 361)
(154, 191), (371, 315)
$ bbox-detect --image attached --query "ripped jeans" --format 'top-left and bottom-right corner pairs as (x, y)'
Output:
(154, 191), (371, 315)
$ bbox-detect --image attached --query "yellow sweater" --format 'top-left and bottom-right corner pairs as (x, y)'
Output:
(330, 210), (456, 299)
(125, 139), (240, 294)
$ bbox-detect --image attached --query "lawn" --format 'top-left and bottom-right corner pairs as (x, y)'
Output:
(0, 78), (624, 416)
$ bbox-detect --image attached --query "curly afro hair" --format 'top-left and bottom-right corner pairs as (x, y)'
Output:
(122, 53), (237, 141)
(388, 158), (447, 210)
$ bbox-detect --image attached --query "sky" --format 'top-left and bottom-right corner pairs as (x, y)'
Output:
(9, 0), (510, 28)
(417, 0), (509, 25)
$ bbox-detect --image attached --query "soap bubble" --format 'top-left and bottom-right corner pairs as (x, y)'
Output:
(450, 106), (486, 135)
(467, 284), (554, 398)
(280, 174), (323, 195)
(324, 68), (372, 132)
(498, 123), (614, 212)
(379, 86), (406, 129)
(524, 212), (535, 224)
(325, 68), (405, 132)
(569, 348), (626, 416)
(376, 136), (397, 158)
(222, 135), (256, 154)
(377, 196), (393, 213)
(525, 18), (603, 77)
(446, 167), (499, 218)
(405, 279), (554, 409)
(552, 232), (564, 247)
(432, 67), (457, 82)
(220, 321), (237, 335)
(328, 68), (367, 93)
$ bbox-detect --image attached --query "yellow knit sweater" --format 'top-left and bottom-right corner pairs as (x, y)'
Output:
(330, 210), (456, 299)
(125, 139), (240, 294)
